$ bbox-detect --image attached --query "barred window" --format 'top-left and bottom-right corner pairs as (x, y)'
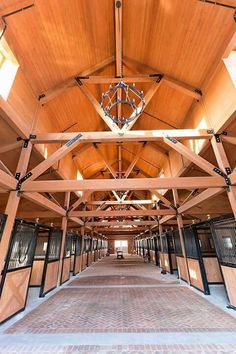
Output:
(8, 221), (36, 270)
(212, 218), (236, 266)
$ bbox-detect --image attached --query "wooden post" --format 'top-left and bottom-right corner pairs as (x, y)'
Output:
(211, 135), (236, 219)
(172, 189), (190, 284)
(0, 142), (32, 278)
(57, 192), (70, 286)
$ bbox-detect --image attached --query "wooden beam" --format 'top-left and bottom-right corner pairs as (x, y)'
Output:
(221, 135), (236, 145)
(0, 1), (34, 17)
(0, 169), (16, 190)
(77, 75), (166, 84)
(23, 192), (66, 216)
(178, 187), (224, 214)
(16, 211), (61, 219)
(211, 135), (236, 219)
(69, 191), (92, 212)
(151, 190), (175, 209)
(0, 141), (22, 154)
(121, 82), (163, 132)
(0, 143), (32, 278)
(124, 143), (146, 178)
(76, 82), (120, 132)
(87, 199), (155, 205)
(163, 136), (222, 177)
(22, 176), (226, 193)
(148, 142), (168, 157)
(123, 56), (202, 100)
(69, 216), (84, 226)
(23, 133), (83, 183)
(86, 220), (158, 227)
(32, 129), (213, 144)
(39, 56), (115, 104)
(93, 144), (117, 178)
(72, 143), (91, 159)
(69, 209), (175, 218)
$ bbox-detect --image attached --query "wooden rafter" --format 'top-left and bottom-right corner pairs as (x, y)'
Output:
(123, 56), (202, 100)
(23, 192), (66, 216)
(163, 136), (223, 177)
(124, 143), (146, 178)
(0, 169), (17, 190)
(0, 141), (22, 154)
(93, 144), (117, 179)
(21, 176), (226, 193)
(85, 220), (158, 227)
(121, 82), (163, 132)
(39, 56), (115, 104)
(69, 209), (175, 218)
(76, 82), (120, 132)
(31, 129), (214, 144)
(178, 187), (224, 214)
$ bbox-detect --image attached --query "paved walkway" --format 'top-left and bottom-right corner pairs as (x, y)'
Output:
(1, 255), (236, 353)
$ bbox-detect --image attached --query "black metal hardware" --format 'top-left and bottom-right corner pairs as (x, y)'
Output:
(66, 133), (82, 147)
(166, 136), (178, 144)
(38, 94), (46, 101)
(29, 134), (36, 139)
(75, 77), (83, 86)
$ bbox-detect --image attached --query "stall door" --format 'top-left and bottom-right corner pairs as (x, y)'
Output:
(40, 228), (62, 297)
(184, 227), (209, 294)
(73, 233), (82, 275)
(211, 217), (236, 309)
(0, 220), (37, 323)
(195, 223), (223, 285)
(173, 229), (188, 281)
(60, 231), (73, 285)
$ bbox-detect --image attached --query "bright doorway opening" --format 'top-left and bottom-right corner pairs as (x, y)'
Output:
(115, 240), (128, 253)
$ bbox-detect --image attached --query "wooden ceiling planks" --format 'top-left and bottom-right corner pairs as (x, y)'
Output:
(123, 0), (235, 87)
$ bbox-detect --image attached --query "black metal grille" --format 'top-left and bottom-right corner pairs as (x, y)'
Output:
(0, 213), (6, 241)
(75, 234), (82, 255)
(161, 233), (168, 253)
(8, 221), (37, 270)
(48, 229), (62, 261)
(211, 218), (236, 266)
(166, 231), (174, 252)
(64, 232), (73, 258)
(184, 227), (198, 259)
(173, 230), (182, 256)
(195, 224), (216, 256)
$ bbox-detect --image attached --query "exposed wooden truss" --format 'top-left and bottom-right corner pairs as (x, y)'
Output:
(21, 176), (227, 193)
(69, 209), (175, 218)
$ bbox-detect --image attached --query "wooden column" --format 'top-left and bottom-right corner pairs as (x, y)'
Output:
(211, 135), (236, 219)
(172, 189), (190, 284)
(57, 192), (70, 286)
(0, 142), (32, 279)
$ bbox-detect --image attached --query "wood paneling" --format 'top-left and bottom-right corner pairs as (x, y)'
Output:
(43, 261), (59, 294)
(61, 257), (71, 284)
(0, 267), (31, 323)
(221, 265), (236, 308)
(163, 253), (170, 273)
(74, 255), (82, 275)
(30, 259), (45, 286)
(70, 255), (75, 272)
(203, 257), (223, 283)
(187, 258), (204, 292)
(171, 253), (177, 270)
(176, 256), (188, 282)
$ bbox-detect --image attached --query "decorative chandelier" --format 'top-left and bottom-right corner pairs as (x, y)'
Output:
(101, 81), (145, 125)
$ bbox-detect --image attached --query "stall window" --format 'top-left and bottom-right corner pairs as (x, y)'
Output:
(212, 219), (236, 266)
(183, 227), (198, 259)
(48, 229), (62, 261)
(161, 234), (168, 253)
(8, 222), (36, 270)
(173, 230), (183, 256)
(64, 232), (73, 258)
(75, 234), (82, 255)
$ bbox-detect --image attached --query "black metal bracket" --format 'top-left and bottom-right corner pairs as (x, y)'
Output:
(207, 129), (215, 135)
(38, 93), (45, 101)
(213, 167), (231, 185)
(166, 136), (178, 144)
(149, 73), (163, 83)
(195, 88), (202, 96)
(75, 77), (83, 86)
(29, 134), (37, 140)
(17, 172), (33, 190)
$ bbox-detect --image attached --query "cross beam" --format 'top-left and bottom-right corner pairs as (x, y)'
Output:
(31, 129), (214, 144)
(21, 176), (226, 193)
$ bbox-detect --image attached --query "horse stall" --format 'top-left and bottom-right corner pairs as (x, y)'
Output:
(73, 233), (82, 275)
(30, 225), (62, 297)
(70, 233), (76, 273)
(81, 236), (89, 270)
(183, 226), (209, 294)
(93, 237), (98, 262)
(149, 237), (156, 264)
(161, 231), (177, 274)
(0, 219), (37, 323)
(173, 229), (189, 282)
(211, 216), (236, 310)
(87, 237), (93, 266)
(60, 231), (73, 285)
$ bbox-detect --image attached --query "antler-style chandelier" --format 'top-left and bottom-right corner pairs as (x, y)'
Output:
(101, 81), (145, 125)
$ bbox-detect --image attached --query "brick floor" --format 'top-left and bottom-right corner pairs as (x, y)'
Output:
(2, 255), (236, 353)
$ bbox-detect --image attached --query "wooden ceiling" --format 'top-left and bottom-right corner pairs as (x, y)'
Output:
(0, 0), (236, 231)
